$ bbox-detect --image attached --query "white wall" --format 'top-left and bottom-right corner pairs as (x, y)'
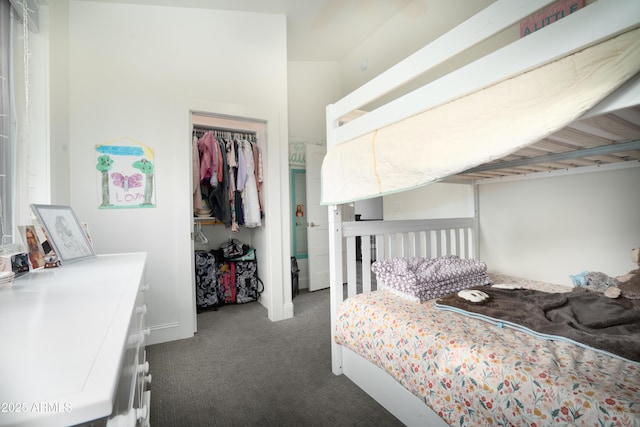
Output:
(380, 167), (640, 286)
(383, 183), (474, 220)
(287, 61), (341, 290)
(478, 166), (640, 286)
(61, 0), (290, 344)
(48, 2), (71, 206)
(355, 198), (383, 220)
(288, 61), (341, 138)
(339, 0), (498, 100)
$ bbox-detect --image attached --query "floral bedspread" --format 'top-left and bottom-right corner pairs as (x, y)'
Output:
(335, 287), (640, 426)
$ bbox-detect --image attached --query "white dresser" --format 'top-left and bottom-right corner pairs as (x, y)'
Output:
(0, 253), (151, 427)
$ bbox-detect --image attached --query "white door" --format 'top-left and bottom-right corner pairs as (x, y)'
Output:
(306, 144), (329, 291)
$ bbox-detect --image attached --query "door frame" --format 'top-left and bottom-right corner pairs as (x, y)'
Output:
(176, 96), (292, 339)
(305, 143), (330, 291)
(290, 167), (308, 261)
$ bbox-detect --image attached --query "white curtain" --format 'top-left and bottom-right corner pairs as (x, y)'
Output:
(0, 0), (42, 247)
(0, 0), (16, 246)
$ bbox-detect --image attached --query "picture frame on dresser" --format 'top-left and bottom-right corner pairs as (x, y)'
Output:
(30, 204), (96, 264)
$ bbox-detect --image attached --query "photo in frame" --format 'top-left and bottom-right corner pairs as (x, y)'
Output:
(30, 204), (96, 264)
(17, 225), (46, 270)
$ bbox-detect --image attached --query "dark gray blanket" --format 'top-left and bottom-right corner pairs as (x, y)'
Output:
(435, 287), (640, 363)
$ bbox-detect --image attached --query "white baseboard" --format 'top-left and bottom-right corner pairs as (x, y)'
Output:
(283, 301), (294, 319)
(147, 321), (186, 346)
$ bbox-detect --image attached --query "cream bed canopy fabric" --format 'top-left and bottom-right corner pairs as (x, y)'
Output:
(321, 27), (640, 205)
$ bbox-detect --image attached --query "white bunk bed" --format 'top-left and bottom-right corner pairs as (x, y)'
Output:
(324, 1), (640, 426)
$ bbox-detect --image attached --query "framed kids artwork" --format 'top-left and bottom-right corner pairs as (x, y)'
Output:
(95, 137), (156, 209)
(30, 204), (96, 264)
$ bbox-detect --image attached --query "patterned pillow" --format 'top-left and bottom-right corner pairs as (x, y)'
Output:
(371, 256), (489, 302)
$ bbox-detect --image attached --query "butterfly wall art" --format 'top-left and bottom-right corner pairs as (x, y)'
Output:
(95, 137), (156, 209)
(111, 172), (143, 192)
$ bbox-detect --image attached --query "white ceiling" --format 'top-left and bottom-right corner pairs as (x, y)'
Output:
(80, 0), (419, 61)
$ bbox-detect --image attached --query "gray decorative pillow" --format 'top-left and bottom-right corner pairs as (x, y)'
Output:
(371, 255), (489, 302)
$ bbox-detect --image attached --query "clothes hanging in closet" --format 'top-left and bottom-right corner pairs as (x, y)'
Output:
(192, 135), (203, 212)
(209, 145), (232, 227)
(226, 137), (239, 231)
(194, 129), (264, 230)
(240, 139), (261, 228)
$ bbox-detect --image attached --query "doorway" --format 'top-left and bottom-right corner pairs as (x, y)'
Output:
(190, 112), (269, 325)
(290, 168), (308, 261)
(305, 144), (330, 291)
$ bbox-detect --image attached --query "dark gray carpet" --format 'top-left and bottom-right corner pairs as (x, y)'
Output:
(147, 287), (402, 426)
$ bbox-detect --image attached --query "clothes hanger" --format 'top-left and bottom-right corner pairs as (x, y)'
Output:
(195, 223), (208, 245)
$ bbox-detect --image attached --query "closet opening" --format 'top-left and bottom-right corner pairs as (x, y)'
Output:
(191, 112), (268, 319)
(290, 168), (307, 261)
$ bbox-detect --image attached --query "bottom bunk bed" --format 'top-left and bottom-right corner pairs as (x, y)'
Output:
(329, 217), (640, 427)
(322, 2), (640, 425)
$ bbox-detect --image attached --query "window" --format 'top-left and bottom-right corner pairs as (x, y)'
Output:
(0, 0), (15, 245)
(0, 0), (45, 248)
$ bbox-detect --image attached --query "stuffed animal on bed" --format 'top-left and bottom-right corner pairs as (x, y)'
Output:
(616, 247), (640, 300)
(570, 270), (620, 295)
(570, 247), (640, 300)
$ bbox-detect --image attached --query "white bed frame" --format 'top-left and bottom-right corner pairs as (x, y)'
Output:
(325, 1), (640, 425)
(331, 218), (476, 426)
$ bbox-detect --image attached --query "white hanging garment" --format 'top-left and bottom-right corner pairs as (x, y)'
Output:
(241, 140), (261, 228)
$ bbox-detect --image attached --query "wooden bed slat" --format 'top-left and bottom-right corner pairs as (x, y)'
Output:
(402, 233), (411, 257)
(361, 237), (372, 294)
(424, 230), (432, 258)
(463, 228), (470, 259)
(375, 235), (383, 263)
(389, 234), (397, 258)
(346, 236), (357, 298)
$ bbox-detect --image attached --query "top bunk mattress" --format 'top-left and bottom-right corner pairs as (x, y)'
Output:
(322, 18), (640, 205)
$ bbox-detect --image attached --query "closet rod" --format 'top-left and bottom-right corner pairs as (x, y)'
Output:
(192, 124), (257, 136)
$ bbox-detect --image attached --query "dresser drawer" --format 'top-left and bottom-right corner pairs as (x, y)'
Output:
(108, 281), (151, 426)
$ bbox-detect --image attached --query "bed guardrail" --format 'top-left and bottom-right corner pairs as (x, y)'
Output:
(329, 215), (476, 374)
(326, 0), (640, 151)
(341, 217), (475, 300)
